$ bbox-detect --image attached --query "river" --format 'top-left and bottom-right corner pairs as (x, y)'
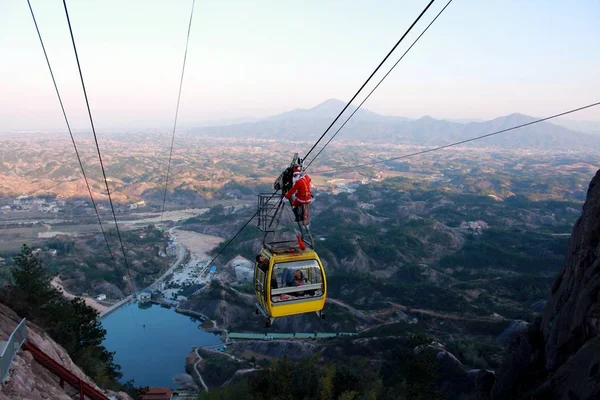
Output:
(101, 302), (221, 388)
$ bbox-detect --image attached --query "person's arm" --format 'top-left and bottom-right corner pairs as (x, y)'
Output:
(284, 181), (299, 200)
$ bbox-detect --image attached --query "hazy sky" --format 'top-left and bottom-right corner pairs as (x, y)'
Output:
(1, 0), (599, 132)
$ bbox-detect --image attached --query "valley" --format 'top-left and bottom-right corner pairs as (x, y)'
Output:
(1, 109), (598, 396)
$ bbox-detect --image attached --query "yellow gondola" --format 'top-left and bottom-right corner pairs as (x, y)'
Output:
(254, 245), (327, 327)
(252, 153), (327, 326)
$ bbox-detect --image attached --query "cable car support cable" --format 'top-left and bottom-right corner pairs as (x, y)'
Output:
(199, 101), (600, 267)
(160, 0), (197, 222)
(305, 0), (454, 169)
(203, 1), (440, 267)
(26, 0), (119, 273)
(302, 0), (436, 161)
(319, 101), (600, 173)
(62, 0), (138, 297)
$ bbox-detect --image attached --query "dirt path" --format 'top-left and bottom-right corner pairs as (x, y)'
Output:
(50, 277), (107, 313)
(327, 297), (509, 327)
(377, 301), (509, 322)
(448, 276), (503, 288)
(326, 298), (382, 323)
(193, 348), (209, 392)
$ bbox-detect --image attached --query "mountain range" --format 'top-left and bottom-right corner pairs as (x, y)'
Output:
(190, 99), (600, 151)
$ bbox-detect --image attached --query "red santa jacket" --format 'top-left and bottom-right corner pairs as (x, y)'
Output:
(284, 174), (312, 203)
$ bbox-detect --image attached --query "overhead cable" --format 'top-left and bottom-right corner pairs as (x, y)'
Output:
(305, 0), (454, 168)
(27, 0), (119, 273)
(62, 0), (137, 295)
(203, 191), (278, 268)
(302, 0), (436, 161)
(161, 0), (197, 221)
(319, 101), (600, 173)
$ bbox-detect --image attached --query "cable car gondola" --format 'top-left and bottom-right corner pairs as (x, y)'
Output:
(253, 155), (327, 327)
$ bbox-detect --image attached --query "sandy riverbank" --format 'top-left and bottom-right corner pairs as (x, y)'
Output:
(50, 277), (108, 313)
(172, 229), (225, 259)
(119, 208), (208, 225)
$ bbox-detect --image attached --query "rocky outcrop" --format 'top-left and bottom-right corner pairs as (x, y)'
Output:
(495, 320), (529, 347)
(491, 169), (600, 400)
(0, 303), (131, 400)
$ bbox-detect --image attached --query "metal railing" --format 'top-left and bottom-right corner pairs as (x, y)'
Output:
(0, 318), (27, 382)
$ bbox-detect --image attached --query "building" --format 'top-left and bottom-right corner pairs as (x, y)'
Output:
(138, 291), (152, 303)
(141, 387), (173, 400)
(95, 294), (107, 301)
(231, 257), (253, 283)
(235, 265), (253, 282)
(13, 195), (30, 205)
(166, 243), (177, 256)
(129, 200), (147, 210)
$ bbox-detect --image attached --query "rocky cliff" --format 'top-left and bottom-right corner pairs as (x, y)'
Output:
(491, 169), (600, 399)
(0, 303), (131, 400)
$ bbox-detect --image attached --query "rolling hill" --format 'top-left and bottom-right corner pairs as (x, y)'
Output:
(190, 99), (600, 151)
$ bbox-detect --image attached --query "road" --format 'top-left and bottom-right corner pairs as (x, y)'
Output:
(193, 347), (209, 392)
(51, 277), (107, 313)
(145, 227), (186, 292)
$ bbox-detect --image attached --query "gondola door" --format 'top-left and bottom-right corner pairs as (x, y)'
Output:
(254, 254), (273, 320)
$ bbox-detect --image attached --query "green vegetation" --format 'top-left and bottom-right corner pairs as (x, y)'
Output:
(200, 336), (441, 400)
(328, 272), (476, 314)
(198, 380), (249, 400)
(1, 245), (123, 389)
(438, 230), (567, 274)
(41, 224), (168, 296)
(445, 339), (504, 369)
(197, 349), (252, 387)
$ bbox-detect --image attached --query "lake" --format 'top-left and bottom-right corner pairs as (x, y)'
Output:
(102, 302), (221, 388)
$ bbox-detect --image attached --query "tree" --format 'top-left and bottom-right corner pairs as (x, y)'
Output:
(10, 244), (60, 316)
(6, 244), (123, 389)
(320, 364), (335, 400)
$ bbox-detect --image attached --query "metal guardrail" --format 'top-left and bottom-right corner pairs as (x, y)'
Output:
(0, 318), (27, 382)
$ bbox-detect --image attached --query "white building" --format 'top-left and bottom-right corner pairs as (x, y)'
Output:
(95, 294), (107, 301)
(235, 265), (253, 282)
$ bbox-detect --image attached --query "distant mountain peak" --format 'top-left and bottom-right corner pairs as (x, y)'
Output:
(311, 98), (346, 110)
(491, 113), (536, 123)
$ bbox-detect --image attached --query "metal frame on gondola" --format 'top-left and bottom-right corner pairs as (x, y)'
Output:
(253, 154), (326, 327)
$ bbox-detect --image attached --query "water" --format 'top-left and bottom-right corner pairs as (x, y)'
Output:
(102, 302), (221, 388)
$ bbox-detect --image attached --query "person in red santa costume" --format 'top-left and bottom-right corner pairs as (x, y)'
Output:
(284, 167), (312, 225)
